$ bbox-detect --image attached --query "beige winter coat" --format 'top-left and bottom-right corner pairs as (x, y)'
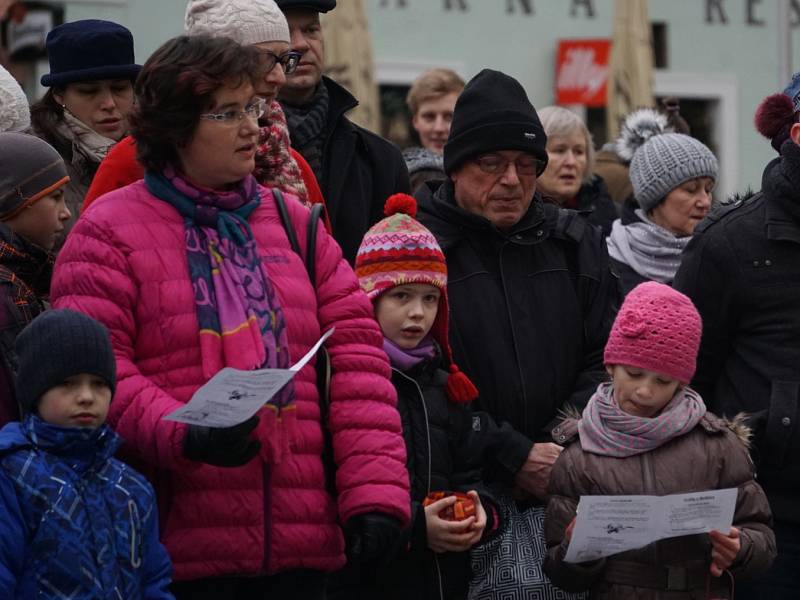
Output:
(544, 412), (776, 599)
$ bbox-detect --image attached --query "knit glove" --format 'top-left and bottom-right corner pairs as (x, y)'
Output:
(345, 512), (404, 567)
(183, 416), (261, 468)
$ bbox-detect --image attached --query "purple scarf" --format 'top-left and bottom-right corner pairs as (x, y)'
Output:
(578, 382), (706, 457)
(145, 168), (294, 461)
(383, 336), (436, 371)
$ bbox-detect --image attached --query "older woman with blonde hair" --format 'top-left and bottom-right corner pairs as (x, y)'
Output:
(537, 105), (618, 236)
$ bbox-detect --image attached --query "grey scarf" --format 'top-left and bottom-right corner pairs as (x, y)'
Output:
(606, 209), (689, 284)
(282, 83), (329, 187)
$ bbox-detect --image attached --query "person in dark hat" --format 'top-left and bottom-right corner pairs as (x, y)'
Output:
(29, 19), (140, 241)
(415, 69), (620, 598)
(674, 76), (800, 600)
(275, 0), (411, 264)
(0, 308), (174, 599)
(0, 132), (72, 426)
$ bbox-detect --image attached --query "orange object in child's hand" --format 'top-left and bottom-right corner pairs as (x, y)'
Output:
(422, 491), (477, 521)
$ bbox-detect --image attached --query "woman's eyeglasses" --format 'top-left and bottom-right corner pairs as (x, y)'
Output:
(259, 50), (302, 75)
(200, 98), (267, 126)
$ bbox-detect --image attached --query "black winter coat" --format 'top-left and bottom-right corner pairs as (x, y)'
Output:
(331, 355), (513, 600)
(673, 141), (800, 525)
(416, 181), (620, 467)
(571, 175), (619, 237)
(286, 77), (410, 264)
(0, 225), (52, 425)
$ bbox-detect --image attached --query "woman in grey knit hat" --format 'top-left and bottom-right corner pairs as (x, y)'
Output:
(606, 108), (719, 295)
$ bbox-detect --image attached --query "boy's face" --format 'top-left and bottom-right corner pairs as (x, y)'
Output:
(38, 373), (111, 429)
(375, 283), (441, 350)
(6, 186), (71, 250)
(606, 365), (681, 418)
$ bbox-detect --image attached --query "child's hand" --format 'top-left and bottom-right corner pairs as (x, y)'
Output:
(709, 527), (741, 577)
(424, 495), (479, 553)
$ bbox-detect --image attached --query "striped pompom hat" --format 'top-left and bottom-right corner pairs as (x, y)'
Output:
(356, 193), (478, 403)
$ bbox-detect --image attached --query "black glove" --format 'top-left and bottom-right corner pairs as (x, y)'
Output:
(183, 416), (261, 467)
(345, 512), (403, 567)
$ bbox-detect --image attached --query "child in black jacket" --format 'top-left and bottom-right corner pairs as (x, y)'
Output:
(345, 194), (513, 599)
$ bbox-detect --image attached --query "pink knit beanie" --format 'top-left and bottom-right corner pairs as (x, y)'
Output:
(604, 282), (702, 384)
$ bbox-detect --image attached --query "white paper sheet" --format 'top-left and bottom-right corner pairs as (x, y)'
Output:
(163, 328), (334, 428)
(563, 488), (738, 563)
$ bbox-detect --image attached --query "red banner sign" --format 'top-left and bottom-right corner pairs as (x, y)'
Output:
(555, 39), (611, 107)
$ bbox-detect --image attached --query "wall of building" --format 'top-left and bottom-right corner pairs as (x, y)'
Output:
(38, 0), (800, 197)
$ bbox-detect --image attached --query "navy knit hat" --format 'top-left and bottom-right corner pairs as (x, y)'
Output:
(443, 69), (548, 175)
(15, 309), (116, 415)
(275, 0), (336, 12)
(41, 20), (141, 88)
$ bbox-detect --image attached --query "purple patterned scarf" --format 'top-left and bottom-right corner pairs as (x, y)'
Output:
(145, 167), (295, 461)
(578, 382), (706, 457)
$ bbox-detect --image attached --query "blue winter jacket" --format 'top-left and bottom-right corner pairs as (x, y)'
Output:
(0, 415), (174, 599)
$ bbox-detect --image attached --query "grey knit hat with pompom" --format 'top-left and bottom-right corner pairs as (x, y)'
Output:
(616, 108), (719, 212)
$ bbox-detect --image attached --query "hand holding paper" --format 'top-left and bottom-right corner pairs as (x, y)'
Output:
(164, 329), (334, 428)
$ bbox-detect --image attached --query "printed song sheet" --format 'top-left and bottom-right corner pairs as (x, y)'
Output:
(163, 328), (334, 428)
(564, 488), (738, 563)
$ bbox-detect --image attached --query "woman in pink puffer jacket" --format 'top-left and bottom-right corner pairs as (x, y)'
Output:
(50, 35), (410, 600)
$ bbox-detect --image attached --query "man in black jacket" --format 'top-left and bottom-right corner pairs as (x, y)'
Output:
(416, 69), (619, 500)
(276, 0), (410, 264)
(674, 87), (800, 599)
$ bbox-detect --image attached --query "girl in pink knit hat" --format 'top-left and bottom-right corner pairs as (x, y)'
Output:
(543, 281), (775, 599)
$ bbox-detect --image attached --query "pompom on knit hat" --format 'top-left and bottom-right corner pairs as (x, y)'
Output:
(604, 282), (702, 385)
(753, 70), (800, 154)
(356, 194), (478, 404)
(443, 69), (548, 175)
(15, 309), (117, 415)
(0, 133), (69, 221)
(0, 65), (30, 133)
(616, 108), (718, 212)
(185, 0), (290, 45)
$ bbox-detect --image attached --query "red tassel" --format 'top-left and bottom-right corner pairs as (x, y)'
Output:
(446, 364), (479, 404)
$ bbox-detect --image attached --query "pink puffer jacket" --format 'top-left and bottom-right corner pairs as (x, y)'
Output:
(51, 181), (410, 581)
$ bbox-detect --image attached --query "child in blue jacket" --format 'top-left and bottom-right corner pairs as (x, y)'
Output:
(0, 308), (174, 599)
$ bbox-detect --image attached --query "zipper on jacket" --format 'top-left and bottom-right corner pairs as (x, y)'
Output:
(641, 451), (662, 599)
(393, 368), (433, 494)
(498, 241), (530, 433)
(394, 368), (445, 600)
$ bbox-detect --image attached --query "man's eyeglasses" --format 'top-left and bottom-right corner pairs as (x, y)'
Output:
(259, 50), (302, 75)
(200, 98), (267, 126)
(473, 153), (544, 176)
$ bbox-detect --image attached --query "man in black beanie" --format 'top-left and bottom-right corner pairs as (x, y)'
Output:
(415, 69), (619, 596)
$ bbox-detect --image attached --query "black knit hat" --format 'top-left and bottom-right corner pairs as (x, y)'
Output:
(15, 309), (116, 414)
(0, 133), (69, 220)
(443, 69), (548, 175)
(275, 0), (336, 13)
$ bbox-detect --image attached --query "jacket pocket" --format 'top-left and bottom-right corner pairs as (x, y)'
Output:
(764, 380), (799, 468)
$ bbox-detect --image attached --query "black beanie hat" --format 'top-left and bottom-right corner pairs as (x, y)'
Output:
(443, 69), (548, 175)
(15, 309), (116, 414)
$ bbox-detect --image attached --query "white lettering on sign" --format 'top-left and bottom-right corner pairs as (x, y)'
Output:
(556, 47), (608, 97)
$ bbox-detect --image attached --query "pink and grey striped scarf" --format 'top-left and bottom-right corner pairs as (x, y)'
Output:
(578, 382), (706, 457)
